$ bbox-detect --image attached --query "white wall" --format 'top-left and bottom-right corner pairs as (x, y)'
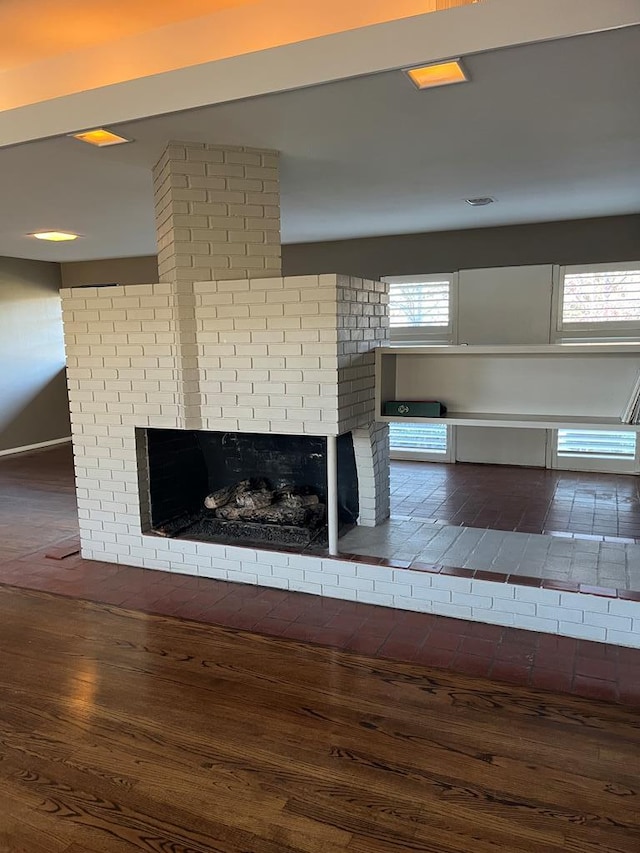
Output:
(454, 264), (553, 465)
(456, 265), (552, 346)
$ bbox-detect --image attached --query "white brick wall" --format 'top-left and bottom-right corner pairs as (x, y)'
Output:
(192, 273), (388, 442)
(63, 274), (390, 525)
(353, 422), (390, 526)
(194, 274), (339, 435)
(336, 275), (388, 430)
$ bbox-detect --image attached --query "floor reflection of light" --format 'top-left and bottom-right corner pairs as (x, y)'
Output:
(66, 657), (98, 724)
(63, 611), (158, 730)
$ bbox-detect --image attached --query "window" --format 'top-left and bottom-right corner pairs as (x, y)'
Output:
(385, 273), (456, 342)
(389, 280), (449, 328)
(390, 422), (448, 455)
(385, 273), (455, 459)
(557, 262), (640, 335)
(552, 262), (640, 472)
(557, 429), (636, 460)
(552, 428), (637, 474)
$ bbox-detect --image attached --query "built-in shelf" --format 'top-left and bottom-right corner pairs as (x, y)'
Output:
(376, 413), (640, 431)
(375, 343), (640, 431)
(377, 342), (640, 356)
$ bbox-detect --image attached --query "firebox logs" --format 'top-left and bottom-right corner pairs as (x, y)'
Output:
(203, 480), (253, 509)
(203, 480), (325, 528)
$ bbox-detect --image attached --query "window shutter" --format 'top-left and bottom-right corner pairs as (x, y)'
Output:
(389, 280), (450, 328)
(562, 269), (640, 325)
(557, 429), (636, 459)
(389, 423), (448, 454)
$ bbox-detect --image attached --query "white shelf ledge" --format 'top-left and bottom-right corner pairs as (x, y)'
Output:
(378, 412), (640, 431)
(377, 342), (640, 356)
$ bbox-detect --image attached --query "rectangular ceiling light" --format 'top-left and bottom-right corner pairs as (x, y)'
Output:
(406, 59), (468, 90)
(71, 128), (131, 147)
(31, 231), (79, 242)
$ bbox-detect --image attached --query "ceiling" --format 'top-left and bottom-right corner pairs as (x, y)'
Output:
(0, 0), (254, 71)
(0, 0), (480, 121)
(1, 25), (639, 262)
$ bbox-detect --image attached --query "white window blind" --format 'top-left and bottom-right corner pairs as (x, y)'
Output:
(389, 280), (450, 328)
(557, 429), (636, 459)
(390, 422), (448, 454)
(561, 268), (640, 326)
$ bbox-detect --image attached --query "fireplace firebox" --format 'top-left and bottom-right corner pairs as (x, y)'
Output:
(141, 428), (359, 551)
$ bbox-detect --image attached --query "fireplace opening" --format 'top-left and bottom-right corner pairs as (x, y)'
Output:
(141, 428), (359, 551)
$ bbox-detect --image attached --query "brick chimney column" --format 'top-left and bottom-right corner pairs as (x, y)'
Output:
(152, 141), (281, 283)
(151, 141), (281, 428)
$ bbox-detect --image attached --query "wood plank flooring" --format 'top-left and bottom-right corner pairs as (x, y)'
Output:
(0, 444), (77, 566)
(0, 584), (639, 852)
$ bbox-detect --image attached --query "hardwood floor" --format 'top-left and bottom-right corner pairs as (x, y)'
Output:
(0, 444), (77, 566)
(0, 584), (639, 852)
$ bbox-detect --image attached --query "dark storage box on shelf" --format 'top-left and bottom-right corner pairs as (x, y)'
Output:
(383, 401), (447, 417)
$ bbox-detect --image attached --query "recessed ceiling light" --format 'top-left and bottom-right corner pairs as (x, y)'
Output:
(406, 59), (468, 90)
(465, 197), (495, 207)
(70, 128), (131, 147)
(31, 231), (80, 242)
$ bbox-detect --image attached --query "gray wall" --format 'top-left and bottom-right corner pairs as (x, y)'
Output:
(58, 215), (640, 287)
(50, 214), (640, 469)
(0, 257), (70, 453)
(283, 215), (640, 279)
(60, 255), (159, 288)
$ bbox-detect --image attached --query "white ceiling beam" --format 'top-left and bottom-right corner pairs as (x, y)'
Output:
(0, 0), (638, 148)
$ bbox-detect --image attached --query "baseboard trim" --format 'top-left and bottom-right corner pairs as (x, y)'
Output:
(0, 436), (72, 458)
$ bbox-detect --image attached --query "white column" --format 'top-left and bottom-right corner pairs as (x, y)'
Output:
(326, 435), (339, 556)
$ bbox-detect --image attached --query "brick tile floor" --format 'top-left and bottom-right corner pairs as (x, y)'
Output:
(392, 460), (640, 538)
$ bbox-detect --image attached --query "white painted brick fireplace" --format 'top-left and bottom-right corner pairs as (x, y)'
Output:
(60, 141), (640, 647)
(61, 141), (390, 580)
